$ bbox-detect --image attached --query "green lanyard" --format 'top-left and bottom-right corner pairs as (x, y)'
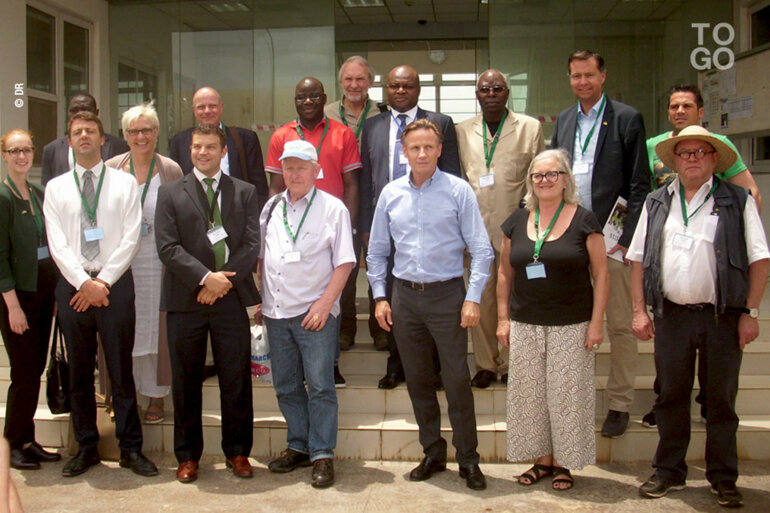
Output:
(295, 116), (329, 156)
(533, 200), (565, 261)
(576, 95), (606, 157)
(73, 164), (107, 224)
(4, 178), (44, 240)
(339, 101), (371, 140)
(679, 178), (718, 228)
(482, 108), (508, 170)
(129, 154), (156, 207)
(282, 188), (317, 245)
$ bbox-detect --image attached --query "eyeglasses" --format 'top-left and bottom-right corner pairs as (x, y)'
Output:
(126, 128), (156, 137)
(530, 171), (566, 183)
(477, 86), (507, 95)
(674, 149), (716, 161)
(2, 147), (34, 157)
(294, 94), (323, 103)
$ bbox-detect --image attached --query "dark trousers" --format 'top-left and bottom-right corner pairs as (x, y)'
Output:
(392, 277), (478, 466)
(653, 300), (742, 485)
(0, 289), (55, 449)
(339, 233), (360, 339)
(167, 292), (253, 463)
(56, 272), (142, 451)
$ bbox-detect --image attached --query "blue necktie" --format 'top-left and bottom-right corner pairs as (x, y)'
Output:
(392, 114), (408, 180)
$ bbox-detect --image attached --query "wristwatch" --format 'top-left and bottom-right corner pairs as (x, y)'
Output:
(742, 307), (759, 318)
(374, 296), (388, 303)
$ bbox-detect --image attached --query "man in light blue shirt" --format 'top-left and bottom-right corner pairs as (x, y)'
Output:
(367, 119), (493, 491)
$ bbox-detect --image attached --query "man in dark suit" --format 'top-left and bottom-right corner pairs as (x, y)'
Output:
(551, 50), (650, 438)
(155, 124), (261, 483)
(359, 65), (461, 390)
(41, 93), (129, 185)
(169, 86), (269, 212)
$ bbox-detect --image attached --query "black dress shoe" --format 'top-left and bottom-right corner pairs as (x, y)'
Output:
(23, 442), (61, 462)
(10, 449), (40, 470)
(470, 370), (496, 389)
(459, 464), (487, 490)
(268, 448), (312, 473)
(62, 448), (101, 477)
(378, 372), (404, 390)
(409, 456), (446, 481)
(311, 458), (335, 488)
(119, 450), (159, 476)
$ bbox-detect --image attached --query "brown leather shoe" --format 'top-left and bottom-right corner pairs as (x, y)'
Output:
(176, 461), (199, 483)
(226, 455), (253, 478)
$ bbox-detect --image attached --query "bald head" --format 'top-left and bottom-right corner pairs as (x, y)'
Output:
(294, 77), (327, 127)
(387, 65), (420, 113)
(192, 87), (223, 126)
(67, 94), (98, 120)
(476, 69), (510, 121)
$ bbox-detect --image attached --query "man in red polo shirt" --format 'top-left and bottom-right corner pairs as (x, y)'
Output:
(266, 77), (361, 387)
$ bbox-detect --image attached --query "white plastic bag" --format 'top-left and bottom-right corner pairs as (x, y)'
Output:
(250, 324), (272, 384)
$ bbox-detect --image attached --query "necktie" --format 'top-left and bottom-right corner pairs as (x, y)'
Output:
(392, 114), (408, 180)
(203, 178), (226, 270)
(80, 170), (100, 261)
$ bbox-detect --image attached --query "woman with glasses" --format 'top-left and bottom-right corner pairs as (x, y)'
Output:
(106, 103), (182, 424)
(496, 148), (609, 490)
(0, 130), (61, 469)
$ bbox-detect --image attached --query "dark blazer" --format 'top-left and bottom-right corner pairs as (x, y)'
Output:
(0, 183), (49, 292)
(551, 97), (649, 247)
(359, 107), (461, 233)
(169, 126), (269, 212)
(41, 134), (129, 186)
(155, 173), (261, 312)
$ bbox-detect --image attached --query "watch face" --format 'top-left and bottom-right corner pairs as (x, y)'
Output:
(750, 308), (759, 319)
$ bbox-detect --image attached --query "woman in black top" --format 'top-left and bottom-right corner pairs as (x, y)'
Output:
(0, 129), (60, 469)
(496, 149), (608, 490)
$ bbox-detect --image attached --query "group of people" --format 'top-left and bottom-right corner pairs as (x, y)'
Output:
(0, 49), (766, 508)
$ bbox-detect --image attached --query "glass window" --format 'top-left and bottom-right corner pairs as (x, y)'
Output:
(27, 97), (57, 166)
(63, 22), (89, 99)
(751, 4), (770, 48)
(26, 6), (55, 93)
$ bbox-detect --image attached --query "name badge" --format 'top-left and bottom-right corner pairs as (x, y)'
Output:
(84, 227), (104, 242)
(672, 231), (694, 250)
(317, 167), (325, 179)
(525, 261), (547, 279)
(573, 162), (590, 175)
(141, 222), (151, 237)
(479, 173), (495, 188)
(207, 225), (228, 245)
(284, 250), (301, 263)
(37, 246), (50, 260)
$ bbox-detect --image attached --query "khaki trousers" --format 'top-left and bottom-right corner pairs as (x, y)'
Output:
(605, 258), (638, 412)
(470, 251), (509, 375)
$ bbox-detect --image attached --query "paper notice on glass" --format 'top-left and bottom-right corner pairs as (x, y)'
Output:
(603, 196), (628, 262)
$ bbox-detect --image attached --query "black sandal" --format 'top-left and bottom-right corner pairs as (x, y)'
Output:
(518, 463), (553, 485)
(551, 466), (573, 491)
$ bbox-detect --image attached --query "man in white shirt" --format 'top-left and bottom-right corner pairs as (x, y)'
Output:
(257, 140), (355, 489)
(629, 126), (769, 508)
(44, 111), (157, 478)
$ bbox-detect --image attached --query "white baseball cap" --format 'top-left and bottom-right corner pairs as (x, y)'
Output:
(279, 139), (318, 162)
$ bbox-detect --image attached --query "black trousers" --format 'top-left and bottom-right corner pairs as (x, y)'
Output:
(653, 300), (742, 485)
(56, 271), (143, 451)
(1, 287), (55, 449)
(167, 292), (253, 463)
(392, 277), (478, 466)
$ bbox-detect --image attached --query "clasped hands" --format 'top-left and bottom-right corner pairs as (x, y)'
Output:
(197, 271), (236, 305)
(70, 278), (110, 312)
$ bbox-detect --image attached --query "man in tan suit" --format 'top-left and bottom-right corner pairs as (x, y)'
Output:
(456, 69), (544, 388)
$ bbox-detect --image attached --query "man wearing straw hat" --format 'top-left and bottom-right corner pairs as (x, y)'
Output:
(628, 125), (769, 508)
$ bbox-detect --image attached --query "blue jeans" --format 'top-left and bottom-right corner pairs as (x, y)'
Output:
(265, 313), (339, 461)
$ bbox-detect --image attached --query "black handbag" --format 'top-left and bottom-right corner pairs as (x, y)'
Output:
(46, 320), (70, 414)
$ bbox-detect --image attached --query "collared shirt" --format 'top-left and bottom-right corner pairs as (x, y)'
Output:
(627, 176), (769, 305)
(366, 169), (494, 303)
(219, 122), (230, 176)
(265, 117), (362, 200)
(259, 187), (355, 319)
(573, 93), (607, 211)
(43, 161), (142, 289)
(388, 105), (419, 181)
(456, 109), (545, 252)
(324, 97), (381, 147)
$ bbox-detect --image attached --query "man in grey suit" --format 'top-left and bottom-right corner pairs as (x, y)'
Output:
(359, 65), (461, 390)
(41, 94), (129, 185)
(551, 50), (650, 438)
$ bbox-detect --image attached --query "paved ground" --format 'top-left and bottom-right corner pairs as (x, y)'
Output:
(10, 453), (770, 512)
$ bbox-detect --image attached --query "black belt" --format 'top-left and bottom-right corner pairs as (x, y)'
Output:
(664, 298), (713, 311)
(396, 277), (461, 292)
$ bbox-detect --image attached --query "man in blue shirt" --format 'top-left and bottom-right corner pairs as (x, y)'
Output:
(367, 119), (494, 491)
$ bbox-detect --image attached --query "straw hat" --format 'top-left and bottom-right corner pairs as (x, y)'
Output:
(655, 125), (737, 174)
